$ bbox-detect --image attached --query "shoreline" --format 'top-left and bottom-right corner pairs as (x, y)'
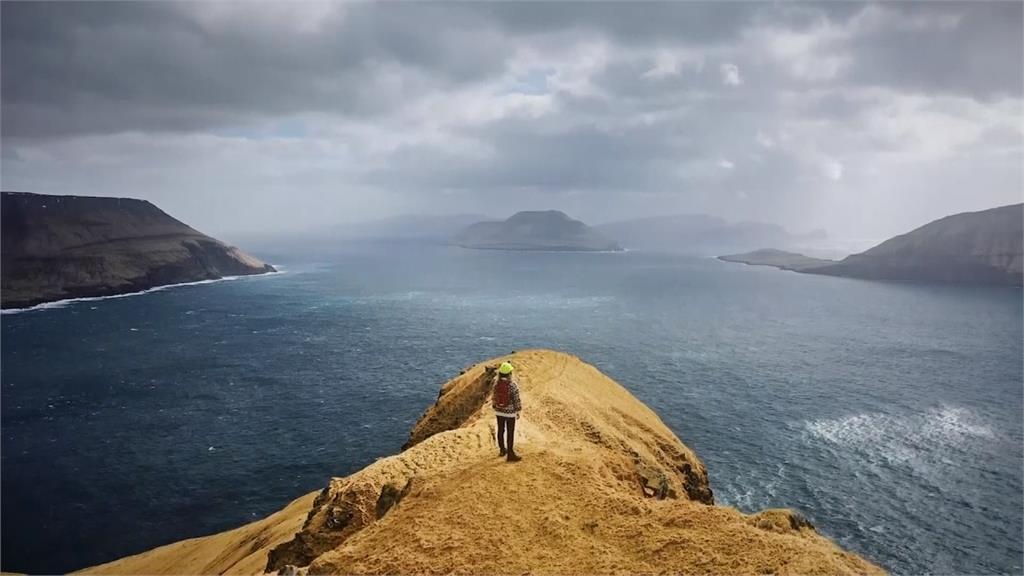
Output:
(1, 268), (284, 315)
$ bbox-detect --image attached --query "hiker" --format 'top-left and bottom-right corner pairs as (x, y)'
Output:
(493, 361), (522, 462)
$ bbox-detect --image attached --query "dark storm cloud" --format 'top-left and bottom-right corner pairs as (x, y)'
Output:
(367, 112), (698, 193)
(4, 1), (1017, 138)
(465, 1), (758, 44)
(1, 2), (512, 137)
(1, 1), (1020, 241)
(0, 1), (872, 139)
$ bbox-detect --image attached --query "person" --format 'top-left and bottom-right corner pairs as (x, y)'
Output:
(492, 361), (522, 462)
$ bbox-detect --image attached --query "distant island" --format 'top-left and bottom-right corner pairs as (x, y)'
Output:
(719, 203), (1023, 286)
(456, 210), (622, 252)
(1, 192), (276, 309)
(339, 213), (489, 242)
(596, 214), (826, 255)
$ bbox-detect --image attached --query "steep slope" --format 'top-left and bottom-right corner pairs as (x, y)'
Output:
(808, 204), (1023, 285)
(78, 493), (318, 576)
(1, 192), (275, 308)
(80, 350), (882, 576)
(456, 211), (622, 251)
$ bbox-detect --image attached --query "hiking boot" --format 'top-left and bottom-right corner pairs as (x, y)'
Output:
(506, 452), (522, 463)
(499, 448), (507, 457)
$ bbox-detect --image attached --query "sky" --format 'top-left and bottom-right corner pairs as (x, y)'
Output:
(2, 1), (1022, 241)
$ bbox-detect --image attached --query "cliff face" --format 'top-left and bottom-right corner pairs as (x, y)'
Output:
(456, 211), (622, 251)
(810, 204), (1023, 285)
(1, 192), (275, 308)
(80, 350), (882, 576)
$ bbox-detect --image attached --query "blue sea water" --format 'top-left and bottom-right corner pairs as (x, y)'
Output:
(2, 244), (1021, 575)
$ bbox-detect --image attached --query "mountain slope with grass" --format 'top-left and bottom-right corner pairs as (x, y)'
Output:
(718, 204), (1023, 286)
(808, 204), (1023, 285)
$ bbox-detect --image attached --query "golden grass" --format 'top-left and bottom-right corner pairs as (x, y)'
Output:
(81, 350), (884, 575)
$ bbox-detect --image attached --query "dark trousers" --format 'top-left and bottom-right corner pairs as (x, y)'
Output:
(496, 415), (516, 454)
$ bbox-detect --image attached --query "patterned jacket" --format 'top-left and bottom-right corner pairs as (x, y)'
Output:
(492, 376), (522, 417)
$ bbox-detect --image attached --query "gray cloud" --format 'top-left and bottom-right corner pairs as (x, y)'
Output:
(845, 2), (1023, 99)
(1, 2), (513, 137)
(1, 1), (1021, 241)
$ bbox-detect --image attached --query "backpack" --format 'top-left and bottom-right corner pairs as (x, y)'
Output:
(494, 377), (511, 408)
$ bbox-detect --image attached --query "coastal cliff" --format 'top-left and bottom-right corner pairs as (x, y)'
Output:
(1, 192), (275, 309)
(80, 350), (882, 575)
(719, 204), (1023, 286)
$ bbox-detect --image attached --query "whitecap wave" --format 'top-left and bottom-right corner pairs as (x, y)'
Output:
(716, 462), (787, 511)
(1, 269), (284, 315)
(351, 292), (613, 310)
(804, 405), (995, 465)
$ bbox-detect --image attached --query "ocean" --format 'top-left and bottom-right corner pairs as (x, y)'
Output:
(2, 243), (1021, 574)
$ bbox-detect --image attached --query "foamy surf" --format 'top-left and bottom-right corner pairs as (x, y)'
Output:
(804, 405), (996, 466)
(1, 269), (284, 315)
(718, 462), (788, 511)
(341, 292), (614, 310)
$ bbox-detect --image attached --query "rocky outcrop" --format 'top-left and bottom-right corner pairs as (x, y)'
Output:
(80, 350), (883, 576)
(1, 192), (275, 309)
(401, 365), (499, 450)
(456, 211), (622, 251)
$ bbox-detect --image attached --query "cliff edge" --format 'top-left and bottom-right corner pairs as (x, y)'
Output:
(79, 350), (882, 575)
(1, 192), (275, 309)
